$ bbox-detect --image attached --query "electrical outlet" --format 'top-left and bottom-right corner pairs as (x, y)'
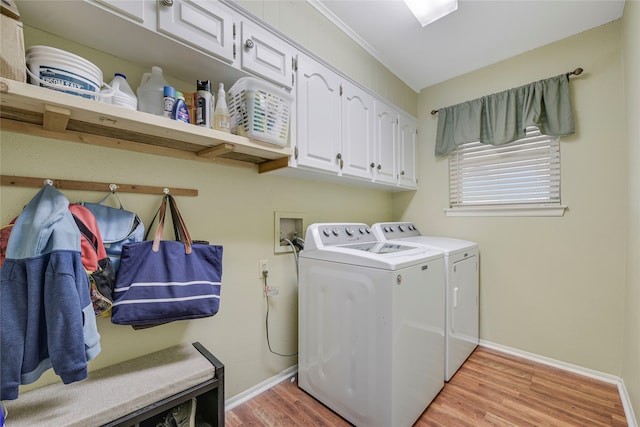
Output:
(259, 259), (268, 278)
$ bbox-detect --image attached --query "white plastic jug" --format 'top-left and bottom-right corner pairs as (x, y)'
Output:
(109, 73), (137, 110)
(137, 66), (168, 116)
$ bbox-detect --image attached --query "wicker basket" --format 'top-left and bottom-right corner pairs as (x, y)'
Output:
(228, 77), (292, 147)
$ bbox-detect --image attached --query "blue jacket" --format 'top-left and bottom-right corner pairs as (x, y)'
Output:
(1, 185), (101, 400)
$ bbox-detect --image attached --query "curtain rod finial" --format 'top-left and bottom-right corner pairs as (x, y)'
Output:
(569, 67), (583, 77)
(431, 109), (438, 115)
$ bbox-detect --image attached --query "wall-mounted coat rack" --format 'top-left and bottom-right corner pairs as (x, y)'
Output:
(0, 175), (198, 197)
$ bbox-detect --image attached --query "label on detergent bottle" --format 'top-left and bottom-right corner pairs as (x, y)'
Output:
(163, 86), (176, 119)
(195, 80), (212, 128)
(173, 91), (191, 124)
(38, 65), (97, 99)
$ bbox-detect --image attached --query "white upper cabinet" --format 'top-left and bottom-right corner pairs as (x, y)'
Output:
(158, 0), (234, 63)
(341, 80), (374, 180)
(398, 113), (418, 189)
(295, 54), (342, 173)
(239, 20), (295, 89)
(373, 100), (398, 185)
(295, 54), (374, 180)
(295, 53), (415, 189)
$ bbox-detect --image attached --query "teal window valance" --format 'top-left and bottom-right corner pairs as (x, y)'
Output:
(435, 74), (575, 156)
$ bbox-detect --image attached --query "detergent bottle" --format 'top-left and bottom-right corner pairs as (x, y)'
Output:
(109, 73), (137, 110)
(136, 66), (168, 116)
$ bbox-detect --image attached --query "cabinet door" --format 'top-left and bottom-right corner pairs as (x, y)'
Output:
(373, 100), (398, 185)
(398, 113), (417, 189)
(341, 81), (374, 180)
(240, 21), (295, 89)
(295, 54), (342, 173)
(93, 0), (146, 23)
(158, 0), (234, 63)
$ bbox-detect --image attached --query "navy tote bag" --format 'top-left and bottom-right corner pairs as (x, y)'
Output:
(111, 194), (222, 326)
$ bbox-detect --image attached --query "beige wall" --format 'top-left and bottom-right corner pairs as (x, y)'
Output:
(394, 21), (628, 375)
(622, 0), (640, 418)
(0, 15), (400, 399)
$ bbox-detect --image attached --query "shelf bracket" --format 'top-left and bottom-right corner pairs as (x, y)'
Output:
(197, 143), (235, 159)
(43, 104), (71, 132)
(258, 157), (289, 173)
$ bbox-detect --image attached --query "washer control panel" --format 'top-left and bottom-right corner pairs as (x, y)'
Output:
(304, 223), (375, 250)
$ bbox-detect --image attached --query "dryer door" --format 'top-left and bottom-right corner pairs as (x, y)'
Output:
(448, 255), (479, 379)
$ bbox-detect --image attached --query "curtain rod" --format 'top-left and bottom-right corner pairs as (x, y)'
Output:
(0, 175), (198, 197)
(430, 67), (584, 116)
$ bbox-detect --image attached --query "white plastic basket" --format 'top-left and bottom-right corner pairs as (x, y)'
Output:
(228, 77), (292, 147)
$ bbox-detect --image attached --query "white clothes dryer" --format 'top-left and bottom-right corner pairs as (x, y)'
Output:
(372, 222), (479, 382)
(298, 223), (446, 427)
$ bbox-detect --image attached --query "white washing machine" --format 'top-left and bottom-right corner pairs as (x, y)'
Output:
(298, 223), (446, 427)
(372, 222), (479, 382)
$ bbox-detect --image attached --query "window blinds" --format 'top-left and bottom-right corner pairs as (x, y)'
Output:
(449, 127), (560, 207)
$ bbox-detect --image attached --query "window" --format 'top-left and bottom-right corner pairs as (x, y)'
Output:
(447, 127), (566, 216)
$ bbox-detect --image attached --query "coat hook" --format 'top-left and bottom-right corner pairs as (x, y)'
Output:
(109, 183), (118, 193)
(163, 187), (170, 195)
(44, 179), (54, 186)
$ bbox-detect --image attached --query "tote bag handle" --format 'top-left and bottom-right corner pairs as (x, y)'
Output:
(152, 194), (193, 254)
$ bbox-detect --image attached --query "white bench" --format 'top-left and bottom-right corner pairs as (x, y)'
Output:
(4, 342), (224, 427)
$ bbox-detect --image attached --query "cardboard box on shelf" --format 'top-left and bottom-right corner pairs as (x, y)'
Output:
(1, 0), (26, 82)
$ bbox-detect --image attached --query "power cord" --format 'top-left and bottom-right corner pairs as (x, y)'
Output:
(263, 270), (297, 357)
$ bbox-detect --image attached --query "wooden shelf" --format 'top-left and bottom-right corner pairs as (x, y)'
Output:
(0, 77), (291, 171)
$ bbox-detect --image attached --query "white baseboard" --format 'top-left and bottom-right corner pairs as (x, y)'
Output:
(618, 379), (639, 427)
(480, 340), (638, 427)
(225, 364), (298, 411)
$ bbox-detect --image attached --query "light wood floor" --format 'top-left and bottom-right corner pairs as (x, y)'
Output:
(226, 346), (628, 426)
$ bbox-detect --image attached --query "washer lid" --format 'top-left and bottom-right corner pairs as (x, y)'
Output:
(341, 241), (421, 254)
(300, 241), (443, 270)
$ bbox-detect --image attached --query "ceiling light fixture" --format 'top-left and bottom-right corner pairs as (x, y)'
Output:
(404, 0), (458, 27)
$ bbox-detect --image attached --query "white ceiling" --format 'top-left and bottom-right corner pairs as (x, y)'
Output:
(310, 0), (626, 92)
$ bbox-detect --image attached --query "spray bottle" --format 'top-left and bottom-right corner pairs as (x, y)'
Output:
(213, 82), (230, 133)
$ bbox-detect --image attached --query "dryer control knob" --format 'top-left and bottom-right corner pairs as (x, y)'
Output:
(345, 228), (354, 236)
(332, 228), (340, 236)
(384, 226), (390, 232)
(359, 227), (366, 234)
(398, 225), (405, 232)
(323, 229), (331, 237)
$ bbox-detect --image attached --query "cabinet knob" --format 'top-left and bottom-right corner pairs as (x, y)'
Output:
(161, 0), (173, 6)
(336, 153), (342, 160)
(245, 39), (254, 49)
(370, 162), (375, 168)
(377, 164), (382, 170)
(400, 170), (405, 176)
